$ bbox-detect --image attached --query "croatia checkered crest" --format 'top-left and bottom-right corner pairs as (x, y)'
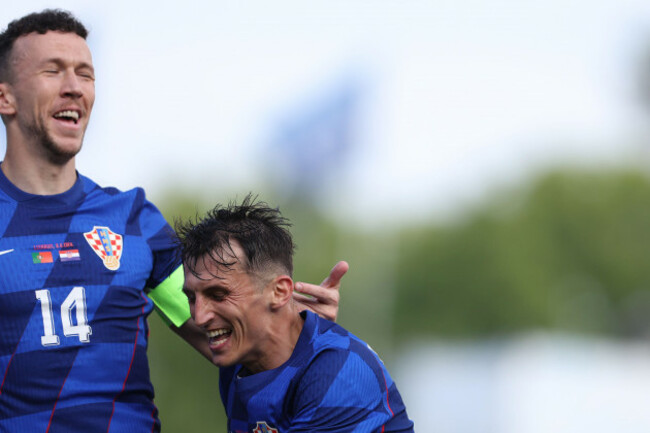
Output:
(253, 422), (279, 433)
(84, 226), (123, 270)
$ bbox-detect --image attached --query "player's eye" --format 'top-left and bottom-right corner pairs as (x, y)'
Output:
(78, 70), (95, 80)
(208, 289), (228, 302)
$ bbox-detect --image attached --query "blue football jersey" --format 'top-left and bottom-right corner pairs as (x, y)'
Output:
(219, 310), (414, 433)
(0, 169), (188, 432)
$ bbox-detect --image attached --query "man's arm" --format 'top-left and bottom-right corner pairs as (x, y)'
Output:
(292, 261), (348, 322)
(170, 318), (212, 361)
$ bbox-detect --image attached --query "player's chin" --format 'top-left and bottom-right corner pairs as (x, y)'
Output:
(211, 354), (237, 368)
(47, 140), (83, 163)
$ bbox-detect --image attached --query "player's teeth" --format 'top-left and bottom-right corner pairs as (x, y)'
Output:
(54, 110), (80, 120)
(207, 329), (230, 338)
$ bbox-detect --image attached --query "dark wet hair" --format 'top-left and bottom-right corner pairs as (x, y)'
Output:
(176, 194), (295, 281)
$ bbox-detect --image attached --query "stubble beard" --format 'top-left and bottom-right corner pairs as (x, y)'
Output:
(26, 119), (84, 166)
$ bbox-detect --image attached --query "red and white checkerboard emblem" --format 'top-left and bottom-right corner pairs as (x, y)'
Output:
(253, 422), (278, 433)
(84, 226), (123, 270)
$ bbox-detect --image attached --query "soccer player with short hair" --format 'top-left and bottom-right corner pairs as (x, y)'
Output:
(0, 9), (346, 432)
(178, 195), (414, 432)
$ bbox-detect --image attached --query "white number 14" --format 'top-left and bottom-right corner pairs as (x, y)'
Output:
(35, 287), (92, 346)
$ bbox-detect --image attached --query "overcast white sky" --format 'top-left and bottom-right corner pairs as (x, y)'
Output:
(3, 1), (650, 226)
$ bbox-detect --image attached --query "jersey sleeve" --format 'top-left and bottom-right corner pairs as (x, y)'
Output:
(289, 347), (395, 432)
(136, 193), (190, 327)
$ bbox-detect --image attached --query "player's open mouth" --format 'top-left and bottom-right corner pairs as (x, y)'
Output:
(207, 328), (232, 348)
(53, 109), (80, 124)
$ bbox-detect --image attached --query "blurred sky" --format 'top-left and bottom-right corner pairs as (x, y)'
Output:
(3, 1), (650, 226)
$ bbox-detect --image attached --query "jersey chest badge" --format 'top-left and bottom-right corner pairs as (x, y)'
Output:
(84, 226), (123, 270)
(253, 422), (279, 433)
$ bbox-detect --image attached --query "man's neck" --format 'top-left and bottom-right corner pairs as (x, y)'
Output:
(243, 309), (305, 375)
(1, 154), (77, 195)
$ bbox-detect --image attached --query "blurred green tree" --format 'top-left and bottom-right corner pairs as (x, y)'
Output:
(395, 168), (650, 339)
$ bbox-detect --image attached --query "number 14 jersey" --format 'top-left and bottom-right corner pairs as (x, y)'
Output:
(0, 169), (186, 432)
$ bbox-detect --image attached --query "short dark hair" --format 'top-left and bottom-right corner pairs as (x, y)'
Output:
(0, 9), (88, 81)
(176, 194), (295, 282)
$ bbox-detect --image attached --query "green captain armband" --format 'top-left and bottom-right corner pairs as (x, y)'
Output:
(147, 266), (191, 327)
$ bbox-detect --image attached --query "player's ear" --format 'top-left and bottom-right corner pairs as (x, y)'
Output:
(269, 275), (294, 310)
(0, 83), (16, 116)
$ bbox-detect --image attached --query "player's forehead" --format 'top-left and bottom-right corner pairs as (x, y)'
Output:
(12, 30), (93, 68)
(184, 245), (247, 288)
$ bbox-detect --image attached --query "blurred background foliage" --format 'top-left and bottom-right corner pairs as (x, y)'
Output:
(396, 168), (650, 339)
(146, 164), (650, 430)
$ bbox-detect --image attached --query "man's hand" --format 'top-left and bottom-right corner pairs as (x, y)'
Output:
(293, 261), (349, 322)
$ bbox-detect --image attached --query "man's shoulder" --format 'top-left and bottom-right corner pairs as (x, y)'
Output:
(78, 176), (172, 232)
(309, 312), (363, 351)
(80, 174), (158, 210)
(79, 173), (145, 198)
(305, 313), (389, 374)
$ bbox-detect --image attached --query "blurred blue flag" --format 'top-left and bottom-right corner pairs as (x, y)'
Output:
(268, 75), (363, 199)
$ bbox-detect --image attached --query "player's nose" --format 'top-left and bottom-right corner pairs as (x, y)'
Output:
(193, 296), (214, 327)
(60, 69), (83, 98)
